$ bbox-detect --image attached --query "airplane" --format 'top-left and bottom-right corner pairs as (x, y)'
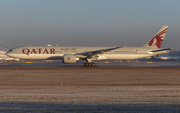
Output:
(170, 56), (180, 61)
(6, 26), (172, 66)
(157, 56), (180, 61)
(0, 50), (19, 62)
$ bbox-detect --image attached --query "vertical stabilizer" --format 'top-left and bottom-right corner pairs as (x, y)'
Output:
(143, 26), (168, 48)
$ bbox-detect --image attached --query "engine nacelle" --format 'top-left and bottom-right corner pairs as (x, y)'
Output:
(62, 54), (76, 64)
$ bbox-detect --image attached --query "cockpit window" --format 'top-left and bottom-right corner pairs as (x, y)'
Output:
(8, 49), (12, 52)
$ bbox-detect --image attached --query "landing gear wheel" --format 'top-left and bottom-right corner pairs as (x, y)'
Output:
(91, 63), (95, 66)
(83, 62), (95, 66)
(83, 63), (88, 66)
(88, 63), (92, 66)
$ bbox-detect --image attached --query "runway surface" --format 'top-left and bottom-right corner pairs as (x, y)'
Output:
(1, 60), (180, 68)
(0, 61), (180, 112)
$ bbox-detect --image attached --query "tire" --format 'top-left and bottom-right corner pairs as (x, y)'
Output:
(17, 63), (20, 66)
(91, 63), (95, 66)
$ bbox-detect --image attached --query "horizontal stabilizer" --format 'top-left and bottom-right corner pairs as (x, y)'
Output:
(150, 48), (173, 52)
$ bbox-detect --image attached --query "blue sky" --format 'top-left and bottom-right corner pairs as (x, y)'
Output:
(0, 0), (180, 48)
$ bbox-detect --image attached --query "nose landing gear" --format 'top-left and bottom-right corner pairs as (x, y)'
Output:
(17, 63), (20, 66)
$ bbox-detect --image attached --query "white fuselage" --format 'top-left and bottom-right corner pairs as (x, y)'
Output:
(6, 46), (168, 61)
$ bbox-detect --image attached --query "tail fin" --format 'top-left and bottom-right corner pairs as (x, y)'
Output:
(143, 26), (168, 48)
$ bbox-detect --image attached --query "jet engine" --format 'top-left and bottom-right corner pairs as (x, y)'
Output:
(62, 54), (77, 64)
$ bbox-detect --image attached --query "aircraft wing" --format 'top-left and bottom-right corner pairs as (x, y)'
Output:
(76, 47), (120, 57)
(150, 48), (173, 52)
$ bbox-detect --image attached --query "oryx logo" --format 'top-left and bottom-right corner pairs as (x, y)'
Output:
(67, 57), (70, 60)
(148, 28), (168, 48)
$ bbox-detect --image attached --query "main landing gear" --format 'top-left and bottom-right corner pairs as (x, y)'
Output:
(84, 58), (95, 66)
(83, 62), (95, 66)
